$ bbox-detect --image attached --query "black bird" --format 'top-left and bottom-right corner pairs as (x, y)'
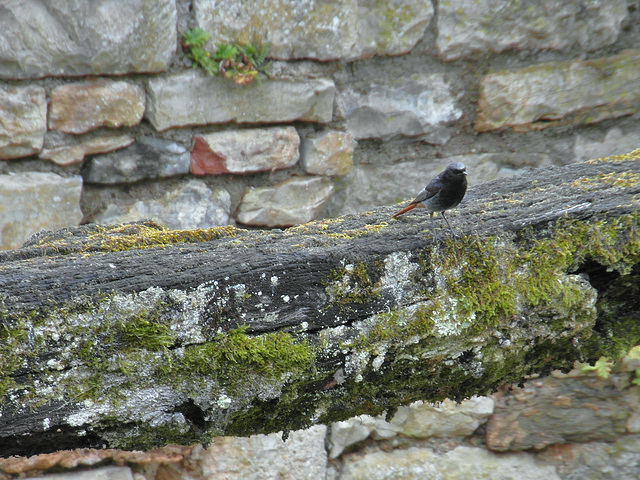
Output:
(392, 162), (468, 238)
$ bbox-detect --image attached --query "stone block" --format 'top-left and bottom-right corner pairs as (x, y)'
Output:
(191, 127), (299, 175)
(48, 80), (145, 134)
(0, 85), (46, 159)
(28, 466), (133, 480)
(340, 445), (561, 480)
(301, 130), (355, 176)
(329, 415), (386, 458)
(192, 425), (327, 480)
(40, 135), (135, 166)
(0, 173), (83, 250)
(81, 137), (190, 184)
(97, 180), (231, 229)
(340, 73), (461, 143)
(237, 177), (334, 227)
(0, 0), (175, 79)
(486, 374), (639, 451)
(354, 0), (433, 59)
(475, 50), (640, 132)
(390, 397), (494, 439)
(146, 70), (335, 131)
(338, 153), (550, 215)
(437, 0), (628, 60)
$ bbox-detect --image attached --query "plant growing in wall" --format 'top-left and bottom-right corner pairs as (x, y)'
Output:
(181, 28), (272, 86)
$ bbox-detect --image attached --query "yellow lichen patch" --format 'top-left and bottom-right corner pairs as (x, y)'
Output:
(86, 223), (238, 252)
(586, 148), (640, 164)
(285, 218), (389, 240)
(326, 222), (390, 239)
(285, 220), (330, 235)
(568, 171), (640, 191)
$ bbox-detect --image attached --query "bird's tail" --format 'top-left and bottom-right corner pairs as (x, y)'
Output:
(392, 202), (418, 218)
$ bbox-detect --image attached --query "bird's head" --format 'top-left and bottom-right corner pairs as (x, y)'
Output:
(447, 162), (467, 177)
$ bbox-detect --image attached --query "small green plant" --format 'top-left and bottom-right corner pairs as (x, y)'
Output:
(577, 357), (614, 378)
(181, 28), (272, 85)
(576, 345), (640, 382)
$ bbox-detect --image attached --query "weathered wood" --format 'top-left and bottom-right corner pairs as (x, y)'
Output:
(1, 151), (640, 457)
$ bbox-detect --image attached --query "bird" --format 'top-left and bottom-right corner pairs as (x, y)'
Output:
(392, 162), (468, 238)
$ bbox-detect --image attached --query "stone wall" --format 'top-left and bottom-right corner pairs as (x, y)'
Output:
(0, 0), (639, 249)
(2, 357), (640, 479)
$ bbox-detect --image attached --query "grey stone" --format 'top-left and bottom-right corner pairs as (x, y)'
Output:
(475, 49), (640, 132)
(354, 0), (433, 60)
(236, 177), (334, 227)
(574, 127), (640, 163)
(0, 0), (176, 79)
(145, 70), (335, 131)
(437, 0), (628, 61)
(329, 412), (407, 458)
(340, 445), (561, 480)
(438, 446), (561, 480)
(330, 396), (494, 458)
(29, 466), (133, 480)
(486, 373), (640, 451)
(390, 397), (494, 439)
(81, 137), (191, 184)
(48, 80), (145, 134)
(194, 425), (327, 480)
(97, 180), (231, 229)
(340, 446), (441, 480)
(194, 0), (431, 61)
(329, 416), (379, 458)
(340, 74), (461, 142)
(0, 173), (83, 250)
(40, 135), (135, 167)
(301, 130), (355, 177)
(0, 85), (47, 159)
(191, 127), (300, 175)
(542, 435), (640, 480)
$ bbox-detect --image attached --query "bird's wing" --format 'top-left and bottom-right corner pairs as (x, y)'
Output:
(411, 175), (443, 203)
(392, 172), (444, 217)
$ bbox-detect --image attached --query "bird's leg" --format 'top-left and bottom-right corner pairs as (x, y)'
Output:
(440, 212), (457, 238)
(430, 212), (439, 242)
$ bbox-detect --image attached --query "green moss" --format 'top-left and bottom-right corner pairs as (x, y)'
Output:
(223, 378), (318, 437)
(164, 327), (313, 386)
(324, 260), (381, 306)
(0, 322), (27, 398)
(117, 314), (175, 352)
(61, 308), (177, 401)
(348, 212), (640, 362)
(99, 421), (202, 453)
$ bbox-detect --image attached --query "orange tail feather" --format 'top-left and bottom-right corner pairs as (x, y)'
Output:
(392, 202), (418, 217)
